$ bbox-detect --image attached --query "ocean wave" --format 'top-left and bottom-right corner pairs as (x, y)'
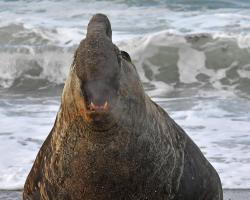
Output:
(0, 45), (74, 90)
(120, 31), (250, 97)
(1, 0), (250, 46)
(1, 32), (250, 98)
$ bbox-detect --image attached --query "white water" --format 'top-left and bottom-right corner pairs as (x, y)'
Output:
(1, 94), (250, 189)
(0, 0), (250, 190)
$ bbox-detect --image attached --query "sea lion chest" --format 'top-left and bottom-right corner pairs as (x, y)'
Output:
(44, 119), (176, 199)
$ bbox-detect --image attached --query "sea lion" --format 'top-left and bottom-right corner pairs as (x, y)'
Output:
(23, 14), (223, 200)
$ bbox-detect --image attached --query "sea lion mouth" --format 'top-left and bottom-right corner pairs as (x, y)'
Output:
(81, 79), (119, 130)
(82, 79), (118, 115)
(85, 98), (114, 115)
(88, 101), (109, 112)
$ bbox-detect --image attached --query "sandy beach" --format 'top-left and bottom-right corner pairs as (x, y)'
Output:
(0, 189), (249, 200)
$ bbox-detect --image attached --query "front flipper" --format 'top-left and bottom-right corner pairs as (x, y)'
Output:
(23, 127), (54, 200)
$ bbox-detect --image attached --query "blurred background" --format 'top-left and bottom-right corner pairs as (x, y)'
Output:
(0, 0), (250, 190)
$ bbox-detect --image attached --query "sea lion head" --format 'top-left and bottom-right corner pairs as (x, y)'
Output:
(62, 14), (145, 131)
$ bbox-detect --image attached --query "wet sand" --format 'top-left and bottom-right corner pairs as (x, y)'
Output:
(0, 190), (22, 200)
(223, 189), (250, 200)
(1, 189), (249, 200)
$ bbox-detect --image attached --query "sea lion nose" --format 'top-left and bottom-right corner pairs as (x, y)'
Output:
(81, 13), (119, 85)
(87, 13), (112, 39)
(76, 14), (120, 112)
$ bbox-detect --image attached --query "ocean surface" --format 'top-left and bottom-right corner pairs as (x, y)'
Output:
(0, 0), (250, 190)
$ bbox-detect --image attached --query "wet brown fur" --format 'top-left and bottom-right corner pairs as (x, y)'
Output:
(23, 14), (223, 200)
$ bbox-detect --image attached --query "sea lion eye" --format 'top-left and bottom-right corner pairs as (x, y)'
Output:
(121, 51), (131, 62)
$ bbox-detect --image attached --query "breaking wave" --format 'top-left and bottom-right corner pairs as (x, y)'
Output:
(1, 29), (250, 98)
(121, 31), (250, 98)
(0, 45), (73, 90)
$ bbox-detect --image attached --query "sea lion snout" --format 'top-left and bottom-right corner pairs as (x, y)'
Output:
(74, 14), (121, 125)
(87, 13), (112, 39)
(83, 78), (118, 111)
